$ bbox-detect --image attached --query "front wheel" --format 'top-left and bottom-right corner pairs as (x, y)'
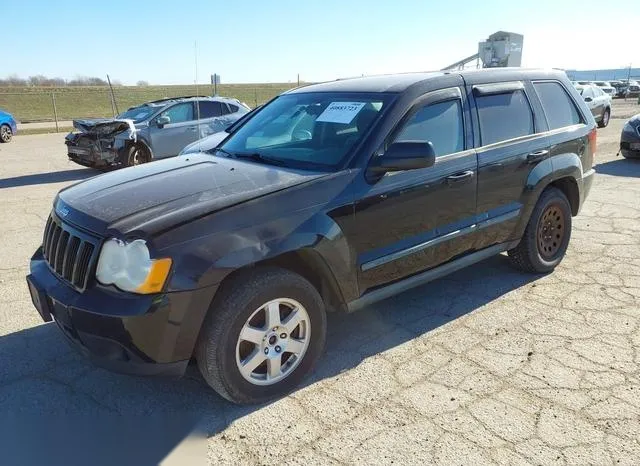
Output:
(0, 124), (12, 143)
(508, 187), (572, 273)
(598, 108), (610, 128)
(196, 267), (327, 404)
(125, 144), (150, 167)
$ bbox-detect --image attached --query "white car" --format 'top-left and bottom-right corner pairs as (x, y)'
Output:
(574, 84), (611, 128)
(592, 81), (617, 98)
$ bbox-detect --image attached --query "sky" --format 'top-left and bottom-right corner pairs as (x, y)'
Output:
(5, 0), (639, 85)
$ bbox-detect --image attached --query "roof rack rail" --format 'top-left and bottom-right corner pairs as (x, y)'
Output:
(146, 95), (211, 104)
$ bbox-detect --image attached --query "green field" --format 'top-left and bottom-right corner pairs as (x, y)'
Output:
(0, 83), (298, 122)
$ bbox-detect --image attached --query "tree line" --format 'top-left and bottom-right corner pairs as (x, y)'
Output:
(0, 75), (149, 87)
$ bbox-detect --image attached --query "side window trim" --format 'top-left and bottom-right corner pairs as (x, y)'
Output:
(381, 87), (466, 154)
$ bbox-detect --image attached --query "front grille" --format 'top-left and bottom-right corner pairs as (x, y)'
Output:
(41, 213), (99, 291)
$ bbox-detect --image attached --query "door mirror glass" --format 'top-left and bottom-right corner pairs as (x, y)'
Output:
(584, 97), (593, 103)
(156, 115), (170, 127)
(370, 141), (436, 173)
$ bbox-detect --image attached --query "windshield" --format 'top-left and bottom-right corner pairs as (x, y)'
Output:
(219, 92), (392, 170)
(117, 105), (158, 123)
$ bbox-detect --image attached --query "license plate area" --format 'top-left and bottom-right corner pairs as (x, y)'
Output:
(26, 275), (52, 322)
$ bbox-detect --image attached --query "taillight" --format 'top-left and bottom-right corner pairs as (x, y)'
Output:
(588, 128), (597, 158)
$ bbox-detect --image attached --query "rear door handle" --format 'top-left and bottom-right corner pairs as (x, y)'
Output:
(446, 170), (474, 185)
(527, 149), (549, 163)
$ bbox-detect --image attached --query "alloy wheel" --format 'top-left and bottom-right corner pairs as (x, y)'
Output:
(235, 298), (311, 386)
(0, 126), (11, 142)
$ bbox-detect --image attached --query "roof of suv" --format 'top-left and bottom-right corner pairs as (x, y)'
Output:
(287, 68), (570, 94)
(142, 95), (242, 108)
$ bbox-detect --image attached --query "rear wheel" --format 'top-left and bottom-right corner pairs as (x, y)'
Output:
(0, 124), (12, 143)
(196, 267), (327, 404)
(598, 108), (610, 128)
(508, 187), (572, 273)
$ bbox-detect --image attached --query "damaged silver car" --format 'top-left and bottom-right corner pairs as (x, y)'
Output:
(65, 96), (249, 169)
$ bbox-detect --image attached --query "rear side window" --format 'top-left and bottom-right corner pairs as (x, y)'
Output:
(395, 99), (464, 156)
(228, 104), (239, 113)
(198, 101), (224, 119)
(475, 90), (533, 145)
(533, 82), (582, 130)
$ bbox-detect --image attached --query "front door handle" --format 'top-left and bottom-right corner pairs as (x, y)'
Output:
(446, 170), (474, 186)
(527, 149), (549, 163)
(187, 126), (198, 132)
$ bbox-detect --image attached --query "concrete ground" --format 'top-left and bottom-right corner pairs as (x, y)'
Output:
(0, 103), (639, 465)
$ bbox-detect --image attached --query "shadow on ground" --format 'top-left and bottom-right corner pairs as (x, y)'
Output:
(595, 157), (640, 177)
(0, 168), (98, 189)
(0, 254), (540, 463)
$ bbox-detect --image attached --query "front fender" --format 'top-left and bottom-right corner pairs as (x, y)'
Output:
(159, 209), (358, 304)
(512, 153), (583, 240)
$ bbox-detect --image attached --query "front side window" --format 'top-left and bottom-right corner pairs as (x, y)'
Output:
(394, 99), (464, 156)
(533, 82), (582, 130)
(476, 90), (533, 145)
(160, 103), (194, 124)
(220, 92), (392, 169)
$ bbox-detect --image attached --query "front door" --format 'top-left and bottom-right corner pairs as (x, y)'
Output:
(150, 102), (199, 157)
(352, 88), (478, 293)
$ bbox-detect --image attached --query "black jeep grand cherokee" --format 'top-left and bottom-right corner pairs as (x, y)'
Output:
(27, 69), (596, 404)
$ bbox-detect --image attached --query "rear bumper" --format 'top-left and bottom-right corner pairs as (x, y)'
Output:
(580, 168), (595, 208)
(27, 248), (218, 377)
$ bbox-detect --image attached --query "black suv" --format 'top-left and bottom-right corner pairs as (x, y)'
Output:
(27, 69), (596, 404)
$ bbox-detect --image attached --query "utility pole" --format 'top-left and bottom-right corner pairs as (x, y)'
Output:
(297, 73), (300, 86)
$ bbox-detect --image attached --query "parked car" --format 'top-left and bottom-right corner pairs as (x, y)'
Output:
(27, 69), (596, 404)
(625, 83), (640, 98)
(592, 81), (617, 97)
(0, 109), (17, 143)
(575, 84), (611, 127)
(620, 113), (640, 159)
(610, 81), (628, 98)
(179, 106), (261, 155)
(65, 96), (249, 168)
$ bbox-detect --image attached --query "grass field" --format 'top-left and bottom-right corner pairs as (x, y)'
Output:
(0, 83), (298, 122)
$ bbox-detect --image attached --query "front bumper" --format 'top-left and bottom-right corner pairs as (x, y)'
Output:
(620, 125), (640, 159)
(65, 134), (125, 168)
(27, 248), (218, 377)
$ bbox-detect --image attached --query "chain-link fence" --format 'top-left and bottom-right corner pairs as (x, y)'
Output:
(0, 84), (298, 125)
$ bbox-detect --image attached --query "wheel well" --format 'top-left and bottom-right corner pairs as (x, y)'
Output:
(224, 250), (347, 312)
(550, 177), (579, 216)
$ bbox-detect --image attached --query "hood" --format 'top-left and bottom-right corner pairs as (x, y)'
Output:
(625, 113), (640, 127)
(56, 153), (328, 236)
(73, 118), (136, 137)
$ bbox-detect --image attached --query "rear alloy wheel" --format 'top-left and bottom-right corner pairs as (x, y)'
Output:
(0, 124), (12, 143)
(598, 108), (610, 128)
(196, 267), (326, 404)
(508, 187), (572, 273)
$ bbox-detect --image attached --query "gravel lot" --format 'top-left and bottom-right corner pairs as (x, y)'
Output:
(1, 102), (639, 465)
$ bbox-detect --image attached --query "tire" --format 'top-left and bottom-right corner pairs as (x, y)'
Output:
(196, 267), (327, 404)
(508, 187), (572, 274)
(598, 108), (610, 128)
(0, 124), (12, 143)
(125, 144), (150, 167)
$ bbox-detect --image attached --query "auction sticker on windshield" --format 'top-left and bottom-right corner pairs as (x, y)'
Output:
(316, 102), (366, 124)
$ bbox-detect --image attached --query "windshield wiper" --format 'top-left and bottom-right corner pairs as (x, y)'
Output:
(207, 147), (234, 157)
(231, 152), (287, 167)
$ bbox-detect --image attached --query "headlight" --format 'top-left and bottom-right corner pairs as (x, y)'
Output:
(96, 238), (172, 294)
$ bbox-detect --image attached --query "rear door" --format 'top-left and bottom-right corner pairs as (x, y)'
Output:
(198, 100), (231, 136)
(150, 102), (198, 157)
(353, 87), (478, 292)
(469, 80), (549, 249)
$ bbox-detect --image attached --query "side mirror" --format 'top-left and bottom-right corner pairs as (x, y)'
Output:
(156, 116), (170, 127)
(584, 97), (593, 102)
(369, 141), (436, 174)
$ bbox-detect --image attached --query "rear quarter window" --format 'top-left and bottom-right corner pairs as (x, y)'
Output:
(533, 82), (583, 130)
(475, 90), (534, 146)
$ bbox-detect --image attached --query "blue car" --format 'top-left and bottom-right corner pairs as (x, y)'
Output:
(0, 109), (17, 143)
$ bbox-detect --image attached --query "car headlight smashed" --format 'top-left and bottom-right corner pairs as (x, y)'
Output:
(96, 239), (172, 294)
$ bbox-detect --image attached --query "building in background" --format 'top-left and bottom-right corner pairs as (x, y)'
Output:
(565, 68), (640, 82)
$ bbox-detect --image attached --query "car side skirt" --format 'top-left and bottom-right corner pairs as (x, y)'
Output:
(347, 241), (519, 313)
